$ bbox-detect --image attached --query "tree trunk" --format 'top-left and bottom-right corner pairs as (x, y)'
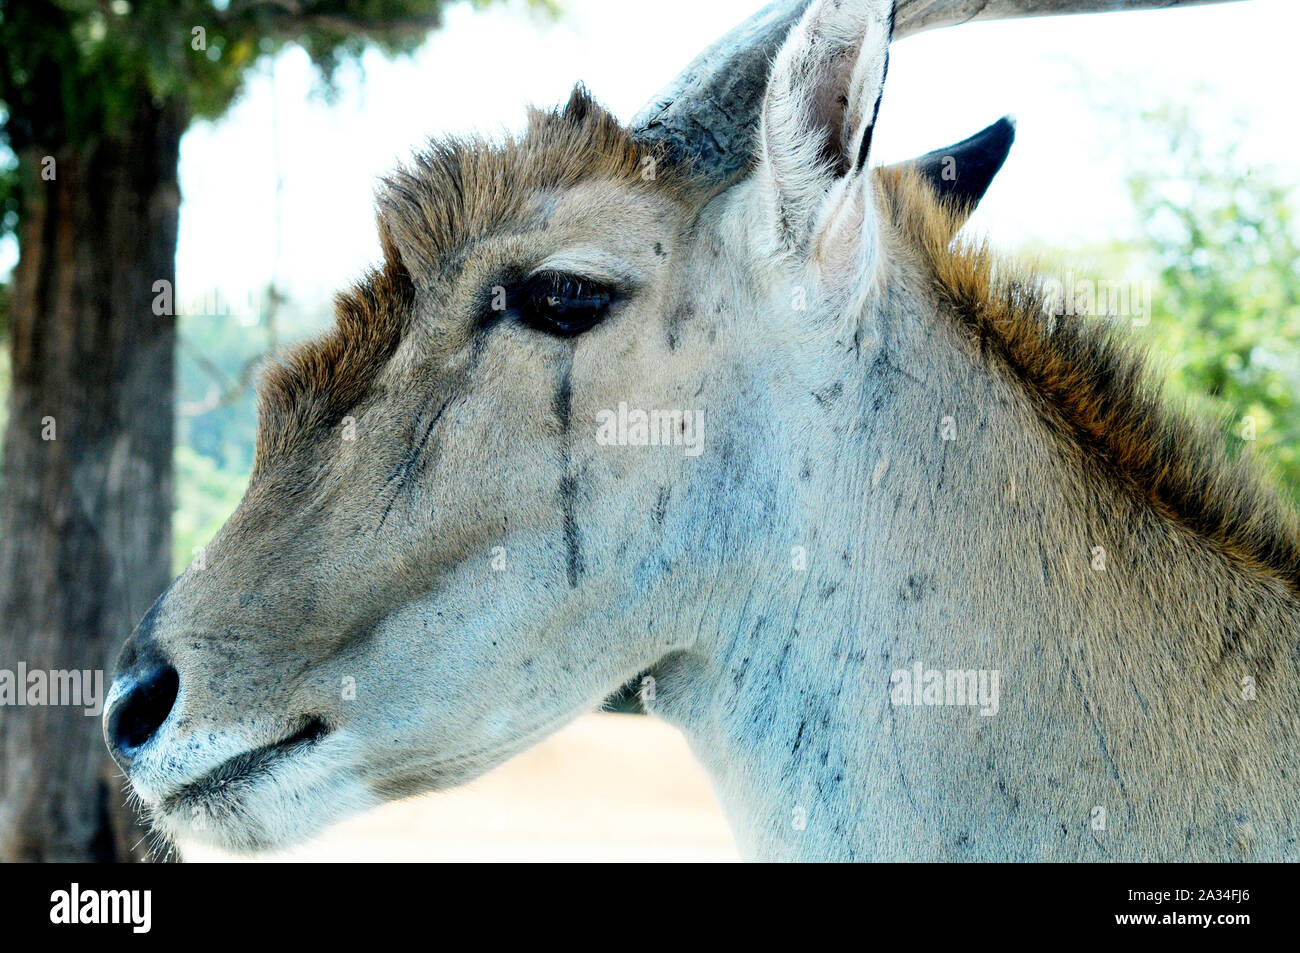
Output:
(0, 99), (184, 861)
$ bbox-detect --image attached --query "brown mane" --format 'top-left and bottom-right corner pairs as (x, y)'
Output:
(879, 165), (1300, 594)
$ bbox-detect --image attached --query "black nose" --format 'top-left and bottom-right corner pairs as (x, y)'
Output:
(105, 664), (179, 764)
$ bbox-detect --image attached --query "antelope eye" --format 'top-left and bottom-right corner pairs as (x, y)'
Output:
(519, 272), (612, 335)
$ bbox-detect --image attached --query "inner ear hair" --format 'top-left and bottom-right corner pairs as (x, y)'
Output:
(848, 3), (894, 174)
(761, 0), (896, 250)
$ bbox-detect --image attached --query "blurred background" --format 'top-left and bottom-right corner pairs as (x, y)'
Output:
(0, 0), (1296, 862)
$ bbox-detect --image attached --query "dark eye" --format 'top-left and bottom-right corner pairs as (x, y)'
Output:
(518, 272), (612, 336)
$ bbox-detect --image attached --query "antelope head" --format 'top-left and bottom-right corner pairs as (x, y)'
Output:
(104, 0), (1237, 853)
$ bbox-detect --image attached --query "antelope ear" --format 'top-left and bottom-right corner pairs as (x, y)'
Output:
(890, 116), (1015, 226)
(757, 0), (894, 286)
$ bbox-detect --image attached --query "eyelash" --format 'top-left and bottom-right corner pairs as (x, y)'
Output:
(506, 272), (615, 336)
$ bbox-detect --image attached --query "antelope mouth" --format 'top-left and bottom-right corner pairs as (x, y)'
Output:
(158, 715), (331, 813)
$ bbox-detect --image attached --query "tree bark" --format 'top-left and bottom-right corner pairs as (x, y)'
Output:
(0, 99), (184, 861)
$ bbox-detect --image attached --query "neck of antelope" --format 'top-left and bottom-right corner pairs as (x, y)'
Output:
(643, 303), (888, 861)
(645, 283), (1300, 861)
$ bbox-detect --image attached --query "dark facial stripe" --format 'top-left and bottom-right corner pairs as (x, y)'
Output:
(554, 354), (584, 587)
(377, 395), (452, 533)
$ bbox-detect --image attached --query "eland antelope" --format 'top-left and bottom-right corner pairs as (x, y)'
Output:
(105, 0), (1297, 861)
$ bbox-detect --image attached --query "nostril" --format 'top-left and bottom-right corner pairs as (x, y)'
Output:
(109, 665), (180, 756)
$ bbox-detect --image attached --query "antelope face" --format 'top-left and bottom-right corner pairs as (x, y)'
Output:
(101, 91), (753, 852)
(105, 0), (1015, 853)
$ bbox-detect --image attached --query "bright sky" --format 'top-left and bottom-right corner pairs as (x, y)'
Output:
(10, 0), (1299, 314)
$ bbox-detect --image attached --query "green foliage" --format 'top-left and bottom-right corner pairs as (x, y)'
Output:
(173, 443), (246, 572)
(0, 0), (538, 243)
(172, 292), (330, 571)
(1128, 104), (1300, 503)
(1030, 101), (1300, 505)
(0, 0), (474, 134)
(0, 140), (17, 256)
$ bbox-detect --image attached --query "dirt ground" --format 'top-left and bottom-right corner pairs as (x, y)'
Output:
(181, 712), (740, 862)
